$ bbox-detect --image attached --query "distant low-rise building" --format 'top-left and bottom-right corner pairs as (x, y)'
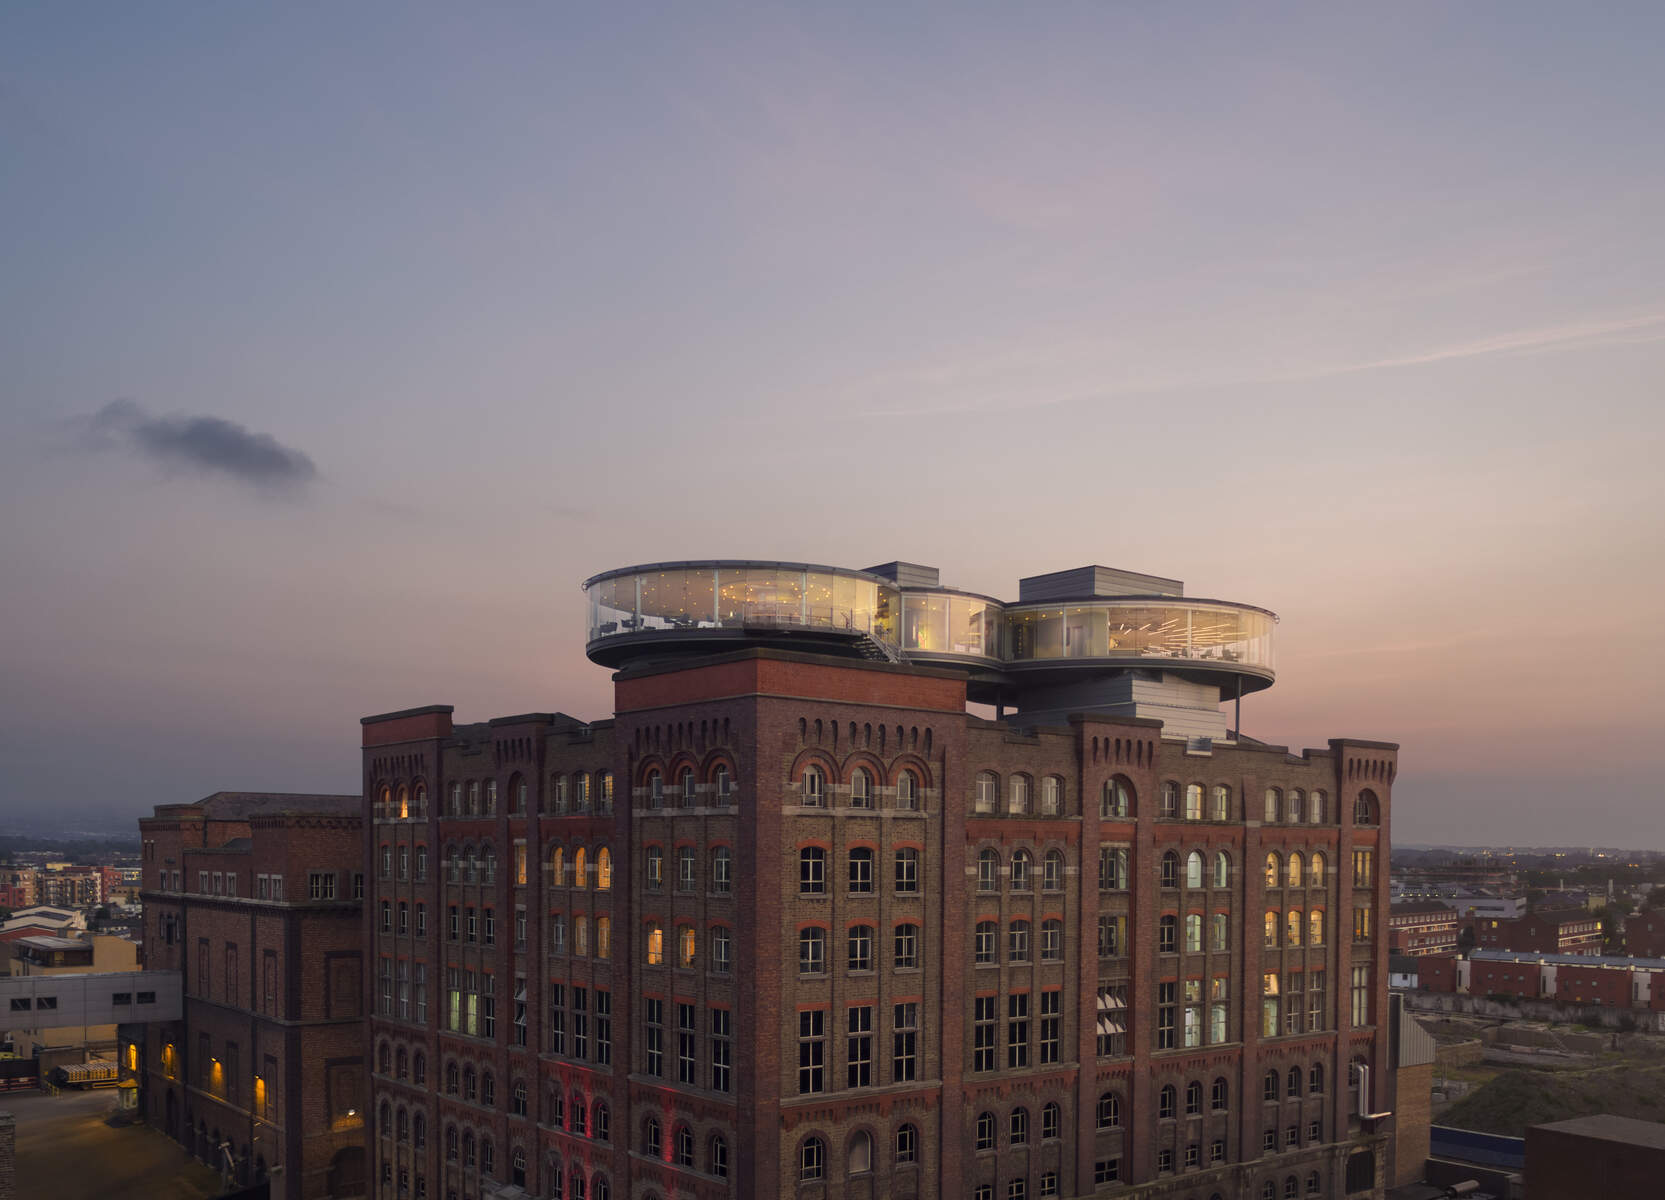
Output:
(1626, 908), (1665, 959)
(1474, 909), (1603, 956)
(1387, 901), (1459, 956)
(0, 930), (141, 1063)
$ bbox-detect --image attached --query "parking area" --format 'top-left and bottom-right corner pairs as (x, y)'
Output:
(4, 1088), (223, 1200)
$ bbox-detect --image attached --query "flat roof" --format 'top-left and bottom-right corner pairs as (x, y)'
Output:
(14, 935), (88, 952)
(1530, 1113), (1665, 1149)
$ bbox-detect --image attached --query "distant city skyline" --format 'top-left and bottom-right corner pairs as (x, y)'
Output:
(2, 3), (1662, 846)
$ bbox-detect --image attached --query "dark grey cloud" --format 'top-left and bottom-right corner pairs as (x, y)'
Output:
(83, 399), (318, 492)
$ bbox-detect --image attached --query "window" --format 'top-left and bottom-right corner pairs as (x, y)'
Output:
(1041, 776), (1061, 814)
(1353, 906), (1373, 942)
(1160, 780), (1179, 816)
(1158, 1084), (1176, 1119)
(1287, 852), (1304, 888)
(1099, 914), (1126, 957)
(1264, 1070), (1281, 1101)
(709, 846), (730, 893)
(1009, 775), (1029, 814)
(309, 872), (336, 900)
(851, 768), (873, 809)
(895, 1123), (918, 1163)
(678, 925), (695, 968)
(711, 925), (731, 973)
(1041, 1102), (1060, 1140)
(1353, 848), (1374, 887)
(1186, 850), (1204, 888)
(894, 848), (919, 893)
(1041, 919), (1063, 961)
(896, 771), (919, 810)
(643, 997), (664, 1077)
(1212, 1076), (1229, 1111)
(645, 923), (663, 966)
(1042, 850), (1064, 890)
(1094, 1160), (1120, 1185)
(1159, 915), (1177, 953)
(643, 1117), (661, 1158)
(895, 923), (920, 968)
(1310, 1062), (1325, 1094)
(1101, 777), (1131, 818)
(1309, 971), (1327, 1032)
(976, 773), (998, 814)
(1265, 787), (1282, 822)
(802, 767), (825, 807)
(1099, 845), (1128, 890)
(713, 765), (731, 803)
(678, 768), (695, 809)
(1040, 990), (1060, 1063)
(798, 1010), (826, 1093)
(1157, 982), (1176, 1049)
(893, 1002), (919, 1080)
(1288, 908), (1303, 946)
(978, 848), (1000, 892)
(647, 771), (663, 808)
(676, 846), (694, 891)
(1010, 1107), (1029, 1145)
(1310, 790), (1326, 823)
(799, 927), (826, 974)
(1310, 851), (1325, 885)
(1212, 784), (1230, 820)
(677, 1003), (695, 1085)
(973, 995), (996, 1071)
(799, 847), (826, 895)
(847, 1005), (873, 1087)
(848, 847), (874, 893)
(1186, 913), (1203, 953)
(848, 925), (874, 972)
(711, 1008), (731, 1092)
(848, 1130), (872, 1174)
(712, 1135), (729, 1178)
(799, 1138), (824, 1182)
(645, 847), (663, 891)
(976, 1111), (995, 1151)
(1096, 984), (1127, 1056)
(1007, 993), (1030, 1067)
(1161, 850), (1180, 888)
(1096, 1091), (1120, 1128)
(1288, 788), (1304, 824)
(1010, 850), (1032, 891)
(1351, 966), (1370, 1025)
(1007, 920), (1030, 963)
(1354, 789), (1378, 825)
(1184, 783), (1203, 820)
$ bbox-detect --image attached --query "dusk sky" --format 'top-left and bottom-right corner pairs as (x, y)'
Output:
(3, 4), (1662, 846)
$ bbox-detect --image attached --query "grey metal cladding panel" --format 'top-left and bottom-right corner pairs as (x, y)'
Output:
(1397, 1006), (1438, 1068)
(862, 561), (941, 588)
(1016, 565), (1185, 601)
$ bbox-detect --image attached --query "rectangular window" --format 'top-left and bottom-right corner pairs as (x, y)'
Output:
(480, 973), (494, 1038)
(1007, 992), (1030, 1068)
(894, 849), (919, 893)
(414, 963), (427, 1023)
(1097, 914), (1126, 957)
(596, 990), (612, 1065)
(573, 986), (589, 1059)
(397, 960), (410, 1019)
(893, 1002), (919, 1081)
(1097, 984), (1127, 1057)
(973, 995), (996, 1072)
(798, 1009), (826, 1094)
(379, 956), (393, 1016)
(709, 1006), (730, 1092)
(1354, 906), (1373, 942)
(847, 1005), (873, 1088)
(549, 983), (566, 1054)
(1094, 1159), (1120, 1185)
(644, 996), (664, 1077)
(1098, 845), (1128, 890)
(514, 978), (529, 1046)
(1040, 990), (1061, 1064)
(1351, 965), (1371, 1026)
(1263, 971), (1281, 1037)
(1156, 981), (1176, 1049)
(1309, 969), (1326, 1031)
(677, 1002), (696, 1085)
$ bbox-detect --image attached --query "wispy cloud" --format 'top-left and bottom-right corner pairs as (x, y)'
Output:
(849, 310), (1665, 419)
(80, 400), (318, 493)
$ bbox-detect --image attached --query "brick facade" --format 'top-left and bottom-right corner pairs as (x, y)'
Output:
(364, 649), (1398, 1200)
(139, 793), (367, 1200)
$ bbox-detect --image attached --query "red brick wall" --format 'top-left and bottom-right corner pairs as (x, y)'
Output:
(1470, 960), (1543, 1000)
(1555, 964), (1630, 1009)
(1418, 955), (1459, 993)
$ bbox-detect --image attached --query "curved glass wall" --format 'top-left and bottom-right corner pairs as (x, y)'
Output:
(587, 565), (897, 647)
(898, 591), (1003, 660)
(1004, 602), (1274, 672)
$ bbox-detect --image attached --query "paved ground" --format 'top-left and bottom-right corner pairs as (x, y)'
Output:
(3, 1088), (223, 1200)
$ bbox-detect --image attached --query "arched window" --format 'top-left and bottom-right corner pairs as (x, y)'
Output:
(445, 1125), (458, 1161)
(463, 1065), (477, 1101)
(710, 846), (732, 894)
(549, 846), (564, 886)
(1309, 791), (1326, 824)
(596, 847), (611, 890)
(711, 1134), (729, 1178)
(1211, 784), (1230, 820)
(573, 847), (587, 888)
(1265, 852), (1281, 888)
(974, 921), (997, 964)
(674, 1124), (694, 1167)
(1158, 1084), (1176, 1119)
(512, 1080), (528, 1115)
(1007, 919), (1031, 962)
(802, 767), (825, 807)
(413, 1112), (426, 1147)
(593, 1100), (610, 1140)
(481, 1073), (494, 1107)
(1288, 1066), (1302, 1098)
(850, 768), (873, 809)
(1285, 1175), (1300, 1199)
(445, 1061), (459, 1094)
(1264, 1070), (1281, 1101)
(1101, 777), (1132, 818)
(1310, 852), (1326, 885)
(1011, 850), (1032, 891)
(1009, 774), (1029, 814)
(1185, 1080), (1202, 1114)
(413, 1052), (425, 1084)
(678, 768), (695, 808)
(1161, 780), (1179, 816)
(1287, 852), (1303, 888)
(1211, 1077), (1229, 1110)
(1307, 1171), (1323, 1195)
(1354, 789), (1378, 825)
(895, 1123), (918, 1163)
(1309, 909), (1324, 946)
(799, 1136), (825, 1181)
(1161, 851), (1180, 888)
(1041, 1102), (1061, 1139)
(598, 770), (614, 813)
(596, 916), (611, 959)
(679, 925), (696, 968)
(1287, 788), (1304, 824)
(799, 846), (826, 895)
(1287, 909), (1303, 946)
(574, 773), (590, 812)
(1264, 911), (1279, 948)
(1096, 1092), (1121, 1128)
(896, 771), (919, 811)
(1184, 784), (1203, 820)
(645, 923), (663, 965)
(975, 772), (998, 814)
(462, 1130), (476, 1168)
(1043, 850), (1065, 890)
(1186, 851), (1204, 888)
(1213, 851), (1231, 888)
(1262, 1183), (1276, 1200)
(1009, 1107), (1028, 1144)
(643, 1117), (661, 1157)
(977, 849), (1000, 892)
(848, 1129), (872, 1173)
(1310, 1063), (1325, 1093)
(1265, 787), (1282, 823)
(1041, 776), (1062, 815)
(378, 1043), (391, 1075)
(646, 770), (663, 808)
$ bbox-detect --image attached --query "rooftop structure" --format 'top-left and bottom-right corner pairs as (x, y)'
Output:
(584, 560), (1276, 739)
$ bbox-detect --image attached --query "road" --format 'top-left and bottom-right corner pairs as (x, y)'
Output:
(4, 1088), (223, 1200)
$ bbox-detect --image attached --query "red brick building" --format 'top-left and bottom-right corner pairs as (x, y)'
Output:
(1626, 908), (1665, 959)
(1475, 911), (1603, 957)
(363, 556), (1402, 1200)
(139, 792), (368, 1199)
(1414, 955), (1459, 994)
(1555, 963), (1631, 1009)
(1386, 903), (1458, 957)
